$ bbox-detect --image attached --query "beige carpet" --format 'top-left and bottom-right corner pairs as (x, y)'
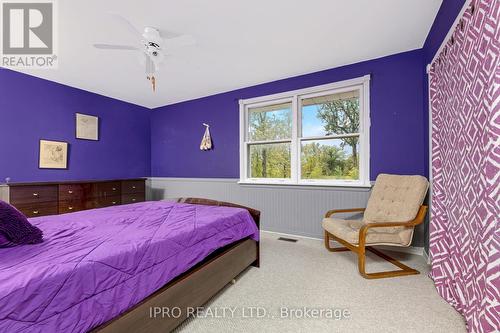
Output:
(175, 232), (465, 333)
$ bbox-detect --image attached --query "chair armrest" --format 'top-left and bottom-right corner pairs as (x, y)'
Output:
(325, 208), (365, 218)
(358, 206), (428, 246)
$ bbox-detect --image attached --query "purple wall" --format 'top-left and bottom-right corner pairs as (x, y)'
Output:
(151, 50), (426, 179)
(0, 69), (151, 183)
(0, 1), (468, 184)
(150, 2), (469, 180)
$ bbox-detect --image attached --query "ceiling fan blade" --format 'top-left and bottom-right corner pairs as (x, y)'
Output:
(164, 34), (196, 49)
(108, 13), (143, 40)
(93, 43), (139, 50)
(159, 29), (182, 39)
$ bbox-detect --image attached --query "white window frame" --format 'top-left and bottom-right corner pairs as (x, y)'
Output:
(239, 75), (371, 187)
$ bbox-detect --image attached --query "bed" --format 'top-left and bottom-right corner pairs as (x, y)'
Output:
(0, 199), (260, 333)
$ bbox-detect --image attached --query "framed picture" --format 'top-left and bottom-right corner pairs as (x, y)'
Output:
(76, 113), (99, 140)
(39, 140), (68, 169)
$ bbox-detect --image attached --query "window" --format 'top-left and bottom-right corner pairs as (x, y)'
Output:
(247, 101), (292, 180)
(239, 75), (370, 187)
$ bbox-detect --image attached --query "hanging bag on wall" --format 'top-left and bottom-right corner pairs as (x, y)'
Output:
(200, 124), (212, 151)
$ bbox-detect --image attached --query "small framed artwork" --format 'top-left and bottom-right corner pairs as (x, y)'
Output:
(76, 113), (99, 140)
(39, 140), (68, 169)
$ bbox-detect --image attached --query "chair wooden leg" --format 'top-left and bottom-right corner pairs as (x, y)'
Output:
(358, 246), (420, 279)
(324, 231), (350, 252)
(324, 231), (419, 279)
(358, 242), (366, 275)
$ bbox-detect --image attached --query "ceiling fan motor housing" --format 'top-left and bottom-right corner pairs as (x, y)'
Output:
(142, 27), (163, 62)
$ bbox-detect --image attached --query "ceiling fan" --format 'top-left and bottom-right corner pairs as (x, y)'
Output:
(93, 13), (196, 92)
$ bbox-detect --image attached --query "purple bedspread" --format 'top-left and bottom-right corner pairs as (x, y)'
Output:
(0, 201), (259, 333)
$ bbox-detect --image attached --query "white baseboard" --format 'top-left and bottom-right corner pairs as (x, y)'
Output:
(261, 230), (424, 256)
(377, 245), (423, 256)
(423, 248), (431, 264)
(262, 230), (326, 242)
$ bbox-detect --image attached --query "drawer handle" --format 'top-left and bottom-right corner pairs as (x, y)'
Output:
(68, 190), (73, 194)
(33, 210), (39, 215)
(112, 188), (117, 191)
(33, 193), (39, 197)
(132, 198), (136, 202)
(132, 186), (136, 189)
(112, 201), (117, 205)
(68, 207), (73, 210)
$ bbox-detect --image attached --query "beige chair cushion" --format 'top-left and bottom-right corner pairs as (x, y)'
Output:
(322, 174), (428, 246)
(322, 217), (413, 246)
(363, 174), (428, 233)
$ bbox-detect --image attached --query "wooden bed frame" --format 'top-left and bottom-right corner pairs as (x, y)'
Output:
(92, 198), (260, 333)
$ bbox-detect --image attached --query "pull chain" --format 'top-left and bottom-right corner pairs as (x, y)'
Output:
(145, 56), (156, 92)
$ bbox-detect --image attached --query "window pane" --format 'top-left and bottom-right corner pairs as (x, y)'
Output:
(249, 102), (292, 141)
(301, 90), (360, 137)
(249, 143), (291, 178)
(301, 137), (359, 180)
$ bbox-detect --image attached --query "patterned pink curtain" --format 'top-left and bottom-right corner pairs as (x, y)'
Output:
(429, 1), (499, 332)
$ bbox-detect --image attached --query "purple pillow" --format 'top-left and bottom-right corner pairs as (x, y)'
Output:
(0, 200), (43, 245)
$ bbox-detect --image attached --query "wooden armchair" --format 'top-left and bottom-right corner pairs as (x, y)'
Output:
(322, 174), (429, 279)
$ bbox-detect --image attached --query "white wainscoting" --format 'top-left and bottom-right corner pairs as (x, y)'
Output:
(148, 177), (425, 250)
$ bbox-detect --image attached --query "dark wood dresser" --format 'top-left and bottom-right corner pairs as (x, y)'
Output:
(8, 179), (146, 217)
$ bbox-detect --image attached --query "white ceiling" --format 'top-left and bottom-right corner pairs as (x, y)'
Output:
(10, 0), (442, 109)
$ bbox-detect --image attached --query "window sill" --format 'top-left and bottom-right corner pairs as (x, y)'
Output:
(238, 180), (372, 190)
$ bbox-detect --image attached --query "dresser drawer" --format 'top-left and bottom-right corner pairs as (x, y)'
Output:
(94, 182), (121, 197)
(10, 185), (58, 205)
(59, 200), (85, 214)
(15, 201), (58, 218)
(121, 193), (145, 205)
(59, 184), (89, 201)
(121, 180), (145, 194)
(97, 195), (121, 208)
